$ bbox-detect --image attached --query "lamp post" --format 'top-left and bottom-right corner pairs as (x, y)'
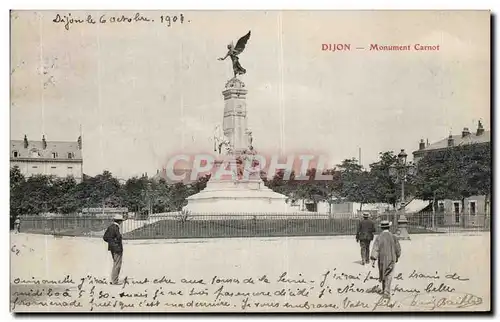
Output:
(389, 149), (415, 240)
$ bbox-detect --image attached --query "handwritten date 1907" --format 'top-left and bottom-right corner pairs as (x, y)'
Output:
(52, 12), (187, 31)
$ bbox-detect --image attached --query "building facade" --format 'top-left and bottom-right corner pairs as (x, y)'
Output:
(411, 121), (490, 222)
(10, 135), (83, 183)
(435, 196), (489, 227)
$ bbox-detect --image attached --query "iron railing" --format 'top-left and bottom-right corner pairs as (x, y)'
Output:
(14, 212), (490, 239)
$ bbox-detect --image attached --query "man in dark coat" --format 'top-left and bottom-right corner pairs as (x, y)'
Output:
(370, 220), (401, 298)
(356, 213), (376, 265)
(103, 214), (125, 285)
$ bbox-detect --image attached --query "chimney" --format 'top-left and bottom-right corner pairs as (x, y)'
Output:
(23, 135), (28, 148)
(77, 135), (82, 150)
(448, 134), (454, 147)
(462, 127), (470, 138)
(157, 169), (159, 174)
(42, 135), (47, 149)
(419, 139), (425, 150)
(476, 120), (484, 136)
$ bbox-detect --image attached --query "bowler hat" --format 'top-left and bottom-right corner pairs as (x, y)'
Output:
(113, 214), (125, 221)
(363, 213), (370, 218)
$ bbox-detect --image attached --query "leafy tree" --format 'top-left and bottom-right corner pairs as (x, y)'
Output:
(150, 179), (171, 213)
(334, 159), (377, 210)
(168, 182), (191, 211)
(190, 173), (211, 194)
(414, 143), (491, 214)
(265, 169), (296, 198)
(123, 176), (150, 213)
(19, 175), (54, 215)
(91, 170), (122, 207)
(10, 166), (24, 190)
(369, 152), (400, 208)
(51, 177), (78, 214)
(10, 166), (25, 225)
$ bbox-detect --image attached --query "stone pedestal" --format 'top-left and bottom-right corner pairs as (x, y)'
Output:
(183, 177), (289, 214)
(396, 214), (411, 240)
(183, 77), (290, 215)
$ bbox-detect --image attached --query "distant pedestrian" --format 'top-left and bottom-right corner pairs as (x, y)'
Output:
(13, 216), (21, 234)
(355, 213), (376, 265)
(103, 214), (125, 285)
(370, 220), (401, 299)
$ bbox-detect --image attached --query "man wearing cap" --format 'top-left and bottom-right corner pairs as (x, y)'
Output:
(370, 220), (401, 298)
(355, 213), (376, 265)
(103, 214), (125, 285)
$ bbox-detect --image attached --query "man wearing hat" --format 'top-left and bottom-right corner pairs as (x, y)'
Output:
(370, 220), (401, 298)
(355, 213), (376, 265)
(103, 214), (126, 285)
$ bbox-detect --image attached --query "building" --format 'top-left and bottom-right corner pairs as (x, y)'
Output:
(412, 121), (490, 163)
(411, 121), (490, 225)
(288, 198), (394, 216)
(10, 134), (84, 182)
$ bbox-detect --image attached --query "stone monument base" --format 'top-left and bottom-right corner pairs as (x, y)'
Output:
(183, 178), (290, 214)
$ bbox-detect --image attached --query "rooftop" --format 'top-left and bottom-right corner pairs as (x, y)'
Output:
(420, 131), (490, 152)
(414, 122), (490, 156)
(11, 137), (83, 161)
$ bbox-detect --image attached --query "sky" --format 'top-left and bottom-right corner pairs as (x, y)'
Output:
(10, 10), (490, 179)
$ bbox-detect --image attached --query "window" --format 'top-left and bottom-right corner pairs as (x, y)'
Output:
(51, 166), (56, 169)
(67, 166), (73, 169)
(454, 202), (460, 223)
(68, 153), (73, 159)
(32, 166), (38, 169)
(12, 151), (18, 157)
(469, 201), (477, 216)
(52, 152), (58, 158)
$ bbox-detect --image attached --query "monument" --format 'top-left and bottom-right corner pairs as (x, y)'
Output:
(183, 31), (289, 214)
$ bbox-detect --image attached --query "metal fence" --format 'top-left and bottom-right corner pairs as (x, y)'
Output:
(14, 212), (490, 239)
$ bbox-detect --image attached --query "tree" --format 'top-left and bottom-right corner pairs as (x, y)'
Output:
(123, 176), (150, 213)
(190, 173), (211, 194)
(315, 168), (343, 214)
(369, 152), (400, 208)
(265, 169), (296, 198)
(414, 143), (491, 215)
(168, 182), (192, 211)
(335, 159), (377, 210)
(10, 166), (24, 190)
(90, 170), (123, 207)
(51, 177), (78, 214)
(18, 175), (54, 215)
(10, 166), (26, 225)
(150, 179), (171, 213)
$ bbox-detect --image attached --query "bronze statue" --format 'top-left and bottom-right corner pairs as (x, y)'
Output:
(218, 31), (251, 78)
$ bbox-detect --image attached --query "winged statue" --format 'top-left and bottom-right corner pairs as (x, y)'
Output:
(218, 31), (251, 78)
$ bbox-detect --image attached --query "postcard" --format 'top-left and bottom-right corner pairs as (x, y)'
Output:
(10, 10), (491, 312)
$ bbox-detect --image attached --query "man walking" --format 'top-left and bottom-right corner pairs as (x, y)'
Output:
(355, 213), (376, 265)
(103, 214), (125, 285)
(370, 220), (401, 299)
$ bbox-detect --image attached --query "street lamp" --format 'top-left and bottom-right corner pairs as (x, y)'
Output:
(389, 149), (416, 240)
